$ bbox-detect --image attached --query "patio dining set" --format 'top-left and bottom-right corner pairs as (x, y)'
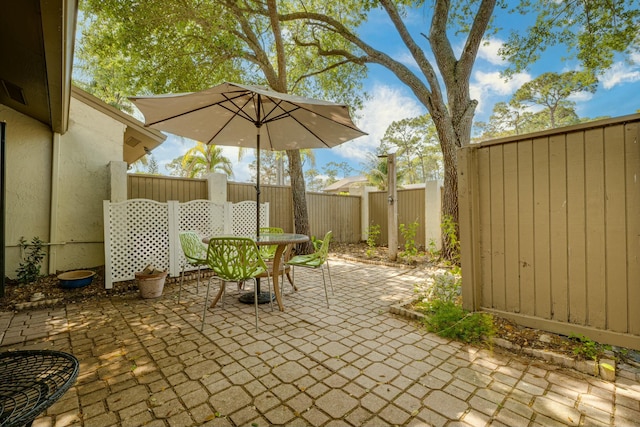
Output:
(177, 229), (335, 333)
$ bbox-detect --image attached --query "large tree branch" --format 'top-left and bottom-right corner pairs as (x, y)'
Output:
(266, 0), (287, 92)
(458, 0), (496, 80)
(290, 58), (358, 92)
(279, 10), (440, 116)
(377, 0), (447, 117)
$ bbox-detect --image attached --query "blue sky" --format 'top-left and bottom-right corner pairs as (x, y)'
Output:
(145, 6), (640, 184)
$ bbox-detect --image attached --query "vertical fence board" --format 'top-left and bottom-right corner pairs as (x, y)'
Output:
(518, 140), (535, 316)
(585, 128), (607, 329)
(458, 147), (482, 311)
(228, 183), (293, 233)
(566, 131), (587, 325)
(626, 122), (640, 335)
(307, 192), (361, 242)
(369, 191), (388, 245)
(549, 134), (568, 322)
(533, 137), (551, 319)
(605, 125), (628, 332)
(477, 147), (493, 308)
(398, 189), (426, 249)
(368, 188), (427, 248)
(503, 143), (520, 313)
(489, 146), (506, 309)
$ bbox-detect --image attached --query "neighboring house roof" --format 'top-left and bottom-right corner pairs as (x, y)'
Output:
(71, 87), (166, 165)
(0, 0), (76, 134)
(401, 183), (427, 189)
(323, 176), (368, 193)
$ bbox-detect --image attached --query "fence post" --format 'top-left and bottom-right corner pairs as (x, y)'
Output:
(425, 180), (443, 251)
(109, 161), (128, 202)
(207, 173), (227, 203)
(168, 201), (179, 277)
(349, 185), (371, 241)
(458, 146), (482, 311)
(103, 200), (113, 289)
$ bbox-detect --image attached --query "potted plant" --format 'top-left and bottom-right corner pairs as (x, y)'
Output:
(135, 264), (168, 298)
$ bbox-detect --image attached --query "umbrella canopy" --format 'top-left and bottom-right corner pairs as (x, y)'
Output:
(129, 82), (366, 151)
(129, 82), (366, 236)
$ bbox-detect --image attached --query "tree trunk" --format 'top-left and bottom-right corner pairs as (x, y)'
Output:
(440, 138), (459, 262)
(287, 148), (314, 254)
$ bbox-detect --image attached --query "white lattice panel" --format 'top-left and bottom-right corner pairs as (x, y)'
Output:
(175, 200), (229, 273)
(104, 199), (171, 287)
(232, 201), (269, 235)
(104, 199), (269, 288)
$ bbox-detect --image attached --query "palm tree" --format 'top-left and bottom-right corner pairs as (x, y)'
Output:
(362, 152), (406, 191)
(181, 142), (233, 178)
(238, 148), (316, 185)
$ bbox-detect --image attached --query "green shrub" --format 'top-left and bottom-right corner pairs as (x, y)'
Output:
(441, 215), (460, 266)
(423, 300), (495, 344)
(365, 224), (381, 257)
(399, 220), (419, 257)
(16, 236), (45, 285)
(414, 270), (462, 305)
(569, 333), (611, 361)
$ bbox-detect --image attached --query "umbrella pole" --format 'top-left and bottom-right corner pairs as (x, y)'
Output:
(256, 128), (261, 238)
(241, 124), (271, 305)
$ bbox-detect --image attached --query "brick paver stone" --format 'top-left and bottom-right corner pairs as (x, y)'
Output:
(532, 396), (581, 426)
(209, 385), (252, 415)
(272, 360), (308, 383)
(3, 261), (640, 427)
(423, 390), (469, 420)
(315, 389), (358, 418)
(106, 385), (149, 412)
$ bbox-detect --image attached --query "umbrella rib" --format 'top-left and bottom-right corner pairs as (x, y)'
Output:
(203, 93), (261, 144)
(260, 96), (364, 148)
(261, 95), (365, 135)
(145, 91), (254, 127)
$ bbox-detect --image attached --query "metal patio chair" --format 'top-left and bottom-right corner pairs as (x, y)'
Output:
(178, 231), (208, 303)
(286, 230), (334, 308)
(203, 237), (272, 332)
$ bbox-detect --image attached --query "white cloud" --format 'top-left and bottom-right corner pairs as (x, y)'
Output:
(394, 51), (420, 69)
(477, 39), (507, 66)
(470, 70), (531, 114)
(332, 83), (424, 164)
(601, 60), (640, 89)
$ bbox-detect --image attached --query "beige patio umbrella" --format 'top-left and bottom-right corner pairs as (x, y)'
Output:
(130, 82), (366, 234)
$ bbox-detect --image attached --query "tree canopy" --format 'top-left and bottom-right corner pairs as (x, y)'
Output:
(76, 0), (640, 261)
(76, 0), (367, 254)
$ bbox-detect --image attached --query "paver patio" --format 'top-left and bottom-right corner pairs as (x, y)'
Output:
(1, 259), (639, 426)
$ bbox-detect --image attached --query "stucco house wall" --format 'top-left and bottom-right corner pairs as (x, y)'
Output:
(2, 88), (163, 279)
(2, 105), (53, 276)
(51, 95), (126, 272)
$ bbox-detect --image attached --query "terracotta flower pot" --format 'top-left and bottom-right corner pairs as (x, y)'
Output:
(135, 270), (168, 299)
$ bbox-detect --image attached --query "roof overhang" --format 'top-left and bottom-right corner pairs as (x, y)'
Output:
(0, 0), (77, 134)
(71, 86), (167, 165)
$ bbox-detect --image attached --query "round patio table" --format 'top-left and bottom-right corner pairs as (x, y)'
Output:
(0, 350), (79, 427)
(204, 233), (309, 311)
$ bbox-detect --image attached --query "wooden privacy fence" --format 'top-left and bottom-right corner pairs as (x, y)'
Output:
(126, 175), (443, 247)
(306, 192), (361, 243)
(458, 114), (640, 350)
(227, 183), (294, 235)
(128, 174), (207, 202)
(369, 188), (427, 248)
(127, 176), (362, 243)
